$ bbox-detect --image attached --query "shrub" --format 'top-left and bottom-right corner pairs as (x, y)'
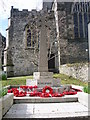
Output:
(83, 86), (90, 94)
(0, 88), (8, 98)
(2, 72), (7, 80)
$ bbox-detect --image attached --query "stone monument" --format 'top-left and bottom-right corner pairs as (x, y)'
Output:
(27, 11), (61, 87)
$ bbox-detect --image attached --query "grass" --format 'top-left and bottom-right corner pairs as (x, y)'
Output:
(1, 73), (88, 87)
(1, 76), (33, 87)
(53, 74), (88, 87)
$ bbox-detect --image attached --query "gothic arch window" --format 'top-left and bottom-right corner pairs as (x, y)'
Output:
(25, 24), (40, 49)
(73, 13), (79, 38)
(73, 1), (90, 39)
(84, 12), (88, 39)
(26, 27), (32, 47)
(79, 13), (83, 38)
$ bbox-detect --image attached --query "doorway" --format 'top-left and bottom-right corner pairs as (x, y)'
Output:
(48, 54), (55, 72)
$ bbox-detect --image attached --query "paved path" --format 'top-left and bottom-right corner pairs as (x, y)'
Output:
(3, 102), (89, 120)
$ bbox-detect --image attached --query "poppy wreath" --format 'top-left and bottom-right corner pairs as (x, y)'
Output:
(20, 86), (28, 89)
(42, 86), (53, 95)
(52, 93), (64, 97)
(63, 91), (77, 95)
(40, 93), (51, 97)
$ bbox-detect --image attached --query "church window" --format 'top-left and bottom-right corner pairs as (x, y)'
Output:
(89, 14), (90, 22)
(79, 13), (83, 38)
(73, 13), (79, 38)
(82, 3), (85, 12)
(84, 13), (88, 39)
(25, 25), (38, 48)
(26, 27), (32, 47)
(73, 2), (90, 40)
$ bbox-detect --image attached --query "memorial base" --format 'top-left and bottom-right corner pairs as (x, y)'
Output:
(27, 72), (61, 87)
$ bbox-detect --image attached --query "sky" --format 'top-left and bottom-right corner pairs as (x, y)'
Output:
(0, 0), (43, 37)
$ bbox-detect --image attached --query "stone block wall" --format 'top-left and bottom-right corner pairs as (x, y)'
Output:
(60, 63), (88, 82)
(0, 33), (2, 66)
(60, 40), (89, 64)
(5, 8), (38, 77)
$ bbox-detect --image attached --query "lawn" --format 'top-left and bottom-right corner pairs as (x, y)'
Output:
(1, 74), (88, 87)
(53, 74), (88, 87)
(1, 76), (33, 87)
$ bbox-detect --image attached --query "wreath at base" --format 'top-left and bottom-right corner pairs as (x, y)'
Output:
(42, 86), (53, 94)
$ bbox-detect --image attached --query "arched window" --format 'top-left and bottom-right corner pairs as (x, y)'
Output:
(79, 13), (83, 38)
(27, 27), (32, 47)
(25, 24), (40, 48)
(73, 2), (90, 39)
(84, 12), (88, 39)
(73, 13), (79, 38)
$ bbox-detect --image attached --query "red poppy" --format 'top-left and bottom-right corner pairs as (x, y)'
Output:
(17, 93), (26, 97)
(20, 86), (28, 89)
(42, 86), (53, 95)
(44, 93), (51, 97)
(11, 88), (17, 92)
(8, 89), (12, 93)
(13, 90), (19, 96)
(28, 86), (33, 89)
(52, 93), (64, 97)
(63, 91), (77, 95)
(20, 86), (23, 89)
(37, 92), (42, 96)
(33, 85), (38, 88)
(29, 92), (36, 97)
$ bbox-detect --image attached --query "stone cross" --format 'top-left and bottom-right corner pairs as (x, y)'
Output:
(36, 12), (53, 72)
(38, 17), (48, 72)
(27, 11), (61, 87)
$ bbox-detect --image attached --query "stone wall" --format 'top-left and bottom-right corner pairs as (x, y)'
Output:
(57, 3), (88, 65)
(60, 40), (88, 64)
(5, 8), (39, 77)
(5, 7), (58, 77)
(0, 33), (6, 67)
(60, 63), (88, 82)
(0, 33), (2, 66)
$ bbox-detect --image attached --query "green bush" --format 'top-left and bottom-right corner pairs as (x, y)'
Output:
(2, 72), (7, 80)
(83, 86), (90, 94)
(0, 88), (8, 98)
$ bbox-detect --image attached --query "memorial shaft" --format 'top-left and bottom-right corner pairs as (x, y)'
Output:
(38, 18), (48, 72)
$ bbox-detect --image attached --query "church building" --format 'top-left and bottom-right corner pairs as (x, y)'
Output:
(4, 1), (89, 77)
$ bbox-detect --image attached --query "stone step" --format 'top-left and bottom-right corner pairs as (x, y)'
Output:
(14, 94), (78, 104)
(3, 102), (89, 120)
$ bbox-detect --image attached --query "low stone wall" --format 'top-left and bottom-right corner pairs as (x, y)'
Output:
(0, 93), (13, 120)
(60, 63), (88, 82)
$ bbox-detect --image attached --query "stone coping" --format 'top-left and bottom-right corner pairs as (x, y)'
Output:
(14, 94), (78, 103)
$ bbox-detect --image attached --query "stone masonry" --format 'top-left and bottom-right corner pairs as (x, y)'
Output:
(4, 2), (89, 77)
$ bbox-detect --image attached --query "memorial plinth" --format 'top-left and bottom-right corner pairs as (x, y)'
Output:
(33, 72), (60, 87)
